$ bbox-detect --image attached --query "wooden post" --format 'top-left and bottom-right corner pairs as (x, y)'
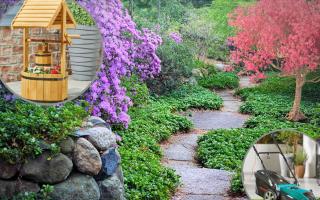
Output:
(61, 1), (67, 76)
(23, 28), (29, 72)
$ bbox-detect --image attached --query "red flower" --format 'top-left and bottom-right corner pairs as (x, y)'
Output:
(51, 69), (59, 74)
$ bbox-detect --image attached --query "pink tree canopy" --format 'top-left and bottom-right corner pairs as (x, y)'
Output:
(229, 0), (320, 121)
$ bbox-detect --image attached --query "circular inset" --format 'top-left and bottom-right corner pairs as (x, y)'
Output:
(0, 0), (102, 104)
(242, 130), (318, 200)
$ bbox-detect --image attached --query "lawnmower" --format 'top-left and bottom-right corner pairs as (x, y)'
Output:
(253, 133), (316, 200)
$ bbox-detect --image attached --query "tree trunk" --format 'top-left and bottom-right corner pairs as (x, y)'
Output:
(287, 70), (306, 121)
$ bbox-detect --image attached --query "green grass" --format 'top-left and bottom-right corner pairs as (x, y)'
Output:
(197, 75), (320, 194)
(118, 85), (222, 200)
(198, 72), (240, 89)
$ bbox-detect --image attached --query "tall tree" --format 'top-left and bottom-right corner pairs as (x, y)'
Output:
(229, 0), (320, 121)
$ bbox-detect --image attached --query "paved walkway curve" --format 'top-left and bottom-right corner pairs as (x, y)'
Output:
(161, 76), (255, 200)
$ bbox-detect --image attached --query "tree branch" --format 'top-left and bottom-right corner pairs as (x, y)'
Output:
(270, 62), (281, 70)
(306, 76), (320, 83)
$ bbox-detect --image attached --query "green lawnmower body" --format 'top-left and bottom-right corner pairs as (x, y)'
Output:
(277, 184), (314, 200)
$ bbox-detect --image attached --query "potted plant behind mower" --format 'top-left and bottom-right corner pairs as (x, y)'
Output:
(277, 131), (301, 177)
(294, 147), (308, 178)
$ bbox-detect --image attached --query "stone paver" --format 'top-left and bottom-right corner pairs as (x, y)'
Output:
(161, 76), (253, 200)
(239, 76), (256, 88)
(162, 133), (198, 162)
(189, 111), (248, 130)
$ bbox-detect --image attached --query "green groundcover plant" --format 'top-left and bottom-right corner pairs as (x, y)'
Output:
(0, 99), (88, 164)
(197, 76), (320, 195)
(117, 83), (222, 199)
(198, 72), (239, 89)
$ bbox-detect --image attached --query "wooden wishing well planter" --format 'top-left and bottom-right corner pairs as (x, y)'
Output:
(11, 0), (80, 103)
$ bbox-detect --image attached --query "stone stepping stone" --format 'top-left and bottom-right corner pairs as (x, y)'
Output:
(169, 164), (232, 196)
(189, 111), (249, 130)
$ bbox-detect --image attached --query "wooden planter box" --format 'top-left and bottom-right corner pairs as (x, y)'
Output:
(21, 71), (68, 103)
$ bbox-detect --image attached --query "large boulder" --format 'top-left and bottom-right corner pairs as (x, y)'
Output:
(215, 63), (226, 71)
(59, 137), (75, 155)
(0, 179), (40, 198)
(20, 152), (73, 184)
(98, 175), (125, 200)
(0, 160), (19, 179)
(94, 148), (121, 181)
(87, 127), (117, 151)
(88, 116), (111, 129)
(51, 173), (100, 200)
(73, 138), (102, 175)
(116, 166), (124, 185)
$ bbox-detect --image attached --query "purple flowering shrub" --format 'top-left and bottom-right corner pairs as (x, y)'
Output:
(77, 0), (162, 127)
(169, 32), (183, 44)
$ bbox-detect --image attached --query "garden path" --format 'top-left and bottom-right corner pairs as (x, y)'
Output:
(161, 76), (254, 200)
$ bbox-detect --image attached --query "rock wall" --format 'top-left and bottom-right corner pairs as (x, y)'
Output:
(0, 116), (126, 200)
(0, 27), (61, 83)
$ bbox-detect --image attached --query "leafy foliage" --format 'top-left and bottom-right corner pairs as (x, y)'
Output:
(181, 0), (253, 60)
(0, 99), (88, 163)
(157, 84), (223, 111)
(147, 40), (195, 94)
(198, 72), (239, 89)
(68, 1), (95, 26)
(9, 185), (54, 200)
(122, 75), (150, 107)
(124, 0), (187, 32)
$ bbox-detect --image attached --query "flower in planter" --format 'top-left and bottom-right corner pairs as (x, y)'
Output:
(50, 69), (59, 74)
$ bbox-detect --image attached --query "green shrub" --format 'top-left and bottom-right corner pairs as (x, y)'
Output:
(158, 84), (223, 110)
(9, 185), (54, 200)
(120, 148), (179, 200)
(0, 100), (88, 163)
(68, 1), (95, 26)
(124, 0), (187, 31)
(147, 40), (195, 94)
(122, 75), (150, 107)
(198, 72), (239, 89)
(181, 0), (254, 61)
(194, 60), (217, 75)
(230, 170), (244, 194)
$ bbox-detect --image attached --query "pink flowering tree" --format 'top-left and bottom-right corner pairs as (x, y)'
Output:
(229, 0), (320, 121)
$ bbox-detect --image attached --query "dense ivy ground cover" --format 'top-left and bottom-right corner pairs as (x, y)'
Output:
(0, 98), (88, 164)
(198, 72), (239, 89)
(197, 76), (320, 194)
(117, 85), (222, 200)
